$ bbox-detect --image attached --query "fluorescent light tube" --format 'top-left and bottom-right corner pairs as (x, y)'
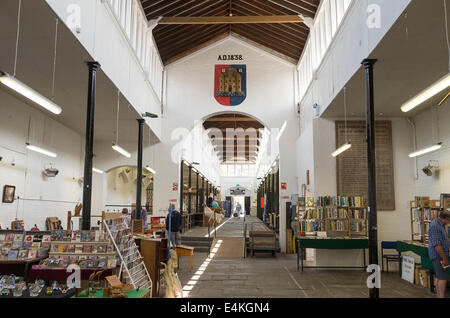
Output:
(276, 121), (287, 141)
(401, 73), (450, 112)
(112, 144), (131, 158)
(145, 166), (156, 174)
(408, 143), (442, 158)
(332, 142), (352, 157)
(0, 71), (62, 115)
(93, 167), (104, 174)
(26, 143), (57, 158)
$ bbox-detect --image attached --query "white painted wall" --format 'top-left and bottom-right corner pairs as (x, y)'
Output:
(45, 0), (162, 140)
(153, 36), (298, 252)
(295, 0), (416, 265)
(0, 90), (84, 230)
(298, 0), (411, 118)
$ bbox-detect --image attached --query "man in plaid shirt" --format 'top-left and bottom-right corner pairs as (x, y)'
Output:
(428, 210), (450, 298)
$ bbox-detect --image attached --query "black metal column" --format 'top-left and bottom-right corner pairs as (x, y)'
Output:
(180, 160), (184, 212)
(136, 119), (145, 219)
(82, 61), (100, 231)
(196, 172), (199, 212)
(362, 58), (379, 299)
(188, 166), (192, 214)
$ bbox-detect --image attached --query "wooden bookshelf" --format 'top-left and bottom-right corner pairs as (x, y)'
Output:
(297, 196), (368, 238)
(410, 199), (441, 243)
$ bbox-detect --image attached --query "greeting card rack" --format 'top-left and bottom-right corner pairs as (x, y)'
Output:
(103, 216), (152, 295)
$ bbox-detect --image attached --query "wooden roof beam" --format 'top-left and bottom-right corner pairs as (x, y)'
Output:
(158, 15), (304, 25)
(235, 0), (309, 35)
(159, 25), (228, 56)
(205, 117), (260, 122)
(155, 5), (229, 42)
(164, 32), (229, 65)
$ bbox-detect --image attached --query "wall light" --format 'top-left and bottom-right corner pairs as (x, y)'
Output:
(0, 71), (62, 115)
(26, 143), (57, 158)
(401, 73), (450, 113)
(276, 121), (287, 141)
(332, 142), (352, 157)
(409, 143), (442, 158)
(112, 143), (131, 158)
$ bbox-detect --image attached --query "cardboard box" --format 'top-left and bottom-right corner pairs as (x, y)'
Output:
(417, 269), (430, 289)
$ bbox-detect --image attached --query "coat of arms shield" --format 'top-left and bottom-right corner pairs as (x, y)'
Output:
(214, 64), (247, 106)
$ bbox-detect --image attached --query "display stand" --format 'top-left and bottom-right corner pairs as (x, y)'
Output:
(297, 196), (368, 237)
(395, 240), (446, 293)
(103, 216), (152, 295)
(410, 199), (441, 242)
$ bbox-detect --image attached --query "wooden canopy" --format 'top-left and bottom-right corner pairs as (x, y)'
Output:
(203, 113), (265, 163)
(140, 0), (320, 65)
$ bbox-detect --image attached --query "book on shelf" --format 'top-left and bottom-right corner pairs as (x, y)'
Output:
(415, 196), (430, 208)
(7, 249), (19, 260)
(297, 195), (368, 237)
(441, 193), (450, 210)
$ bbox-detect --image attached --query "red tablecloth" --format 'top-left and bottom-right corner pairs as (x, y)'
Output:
(28, 266), (114, 282)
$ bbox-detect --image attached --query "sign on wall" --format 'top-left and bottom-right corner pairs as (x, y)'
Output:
(336, 121), (395, 211)
(401, 256), (415, 283)
(214, 64), (247, 106)
(172, 182), (178, 191)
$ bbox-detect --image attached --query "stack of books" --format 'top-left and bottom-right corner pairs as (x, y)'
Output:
(0, 232), (49, 261)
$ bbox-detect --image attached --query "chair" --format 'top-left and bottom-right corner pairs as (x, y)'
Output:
(381, 241), (401, 272)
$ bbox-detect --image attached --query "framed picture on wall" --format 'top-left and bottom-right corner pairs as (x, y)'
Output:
(2, 185), (16, 203)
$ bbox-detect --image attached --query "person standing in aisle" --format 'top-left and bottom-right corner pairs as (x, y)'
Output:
(235, 202), (242, 216)
(166, 204), (182, 248)
(121, 208), (131, 228)
(131, 203), (148, 230)
(428, 210), (450, 298)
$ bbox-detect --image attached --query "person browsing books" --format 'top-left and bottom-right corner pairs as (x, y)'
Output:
(428, 210), (450, 298)
(166, 204), (182, 248)
(131, 203), (148, 230)
(122, 208), (131, 228)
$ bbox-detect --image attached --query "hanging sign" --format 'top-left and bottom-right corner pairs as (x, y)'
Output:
(214, 64), (247, 106)
(172, 182), (178, 191)
(281, 182), (287, 190)
(401, 256), (415, 283)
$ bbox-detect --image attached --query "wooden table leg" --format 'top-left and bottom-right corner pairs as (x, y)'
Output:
(189, 254), (193, 271)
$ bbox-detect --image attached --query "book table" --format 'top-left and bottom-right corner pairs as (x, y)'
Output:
(73, 288), (150, 298)
(1, 287), (76, 298)
(395, 240), (450, 293)
(296, 237), (368, 271)
(28, 266), (114, 282)
(0, 257), (46, 281)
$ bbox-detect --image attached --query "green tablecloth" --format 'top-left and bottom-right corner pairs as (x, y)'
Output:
(297, 238), (368, 249)
(396, 241), (433, 270)
(73, 289), (150, 298)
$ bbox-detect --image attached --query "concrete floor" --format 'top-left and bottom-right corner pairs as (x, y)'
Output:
(183, 216), (270, 238)
(174, 215), (436, 298)
(176, 252), (435, 298)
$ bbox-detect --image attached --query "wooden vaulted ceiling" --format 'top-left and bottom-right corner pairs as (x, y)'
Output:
(203, 114), (264, 164)
(140, 0), (320, 65)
